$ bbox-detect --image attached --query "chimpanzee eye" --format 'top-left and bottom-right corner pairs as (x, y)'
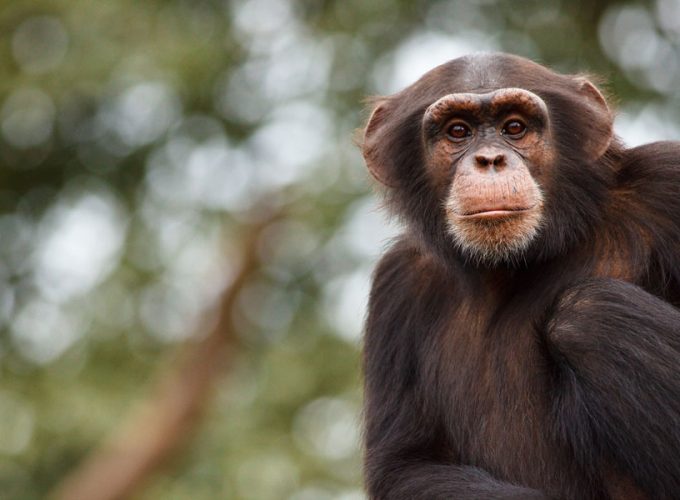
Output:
(502, 120), (527, 138)
(447, 122), (472, 141)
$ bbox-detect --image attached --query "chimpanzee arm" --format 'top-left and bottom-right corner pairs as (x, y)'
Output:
(365, 452), (549, 500)
(363, 242), (550, 500)
(546, 278), (680, 500)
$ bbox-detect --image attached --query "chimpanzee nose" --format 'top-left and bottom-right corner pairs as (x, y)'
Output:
(475, 153), (506, 169)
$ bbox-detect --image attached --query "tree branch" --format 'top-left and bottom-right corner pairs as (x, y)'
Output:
(49, 211), (278, 500)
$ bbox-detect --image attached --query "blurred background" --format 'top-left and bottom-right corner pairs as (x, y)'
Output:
(0, 0), (678, 499)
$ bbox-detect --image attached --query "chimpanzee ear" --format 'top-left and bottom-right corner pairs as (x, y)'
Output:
(575, 77), (614, 159)
(362, 101), (398, 187)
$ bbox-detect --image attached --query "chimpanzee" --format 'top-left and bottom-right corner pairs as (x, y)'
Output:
(360, 53), (680, 500)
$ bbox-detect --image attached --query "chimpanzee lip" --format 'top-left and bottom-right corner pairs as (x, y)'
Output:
(457, 205), (536, 219)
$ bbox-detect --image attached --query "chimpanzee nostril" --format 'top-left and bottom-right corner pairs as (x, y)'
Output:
(475, 155), (490, 167)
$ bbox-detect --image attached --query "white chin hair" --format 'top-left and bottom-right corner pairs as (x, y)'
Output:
(445, 210), (544, 266)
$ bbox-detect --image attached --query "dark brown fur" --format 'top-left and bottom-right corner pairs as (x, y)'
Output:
(361, 53), (680, 499)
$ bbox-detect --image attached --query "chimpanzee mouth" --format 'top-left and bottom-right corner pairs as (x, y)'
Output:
(456, 205), (537, 219)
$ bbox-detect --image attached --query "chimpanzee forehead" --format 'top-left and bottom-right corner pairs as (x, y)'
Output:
(457, 53), (508, 90)
(419, 53), (562, 96)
